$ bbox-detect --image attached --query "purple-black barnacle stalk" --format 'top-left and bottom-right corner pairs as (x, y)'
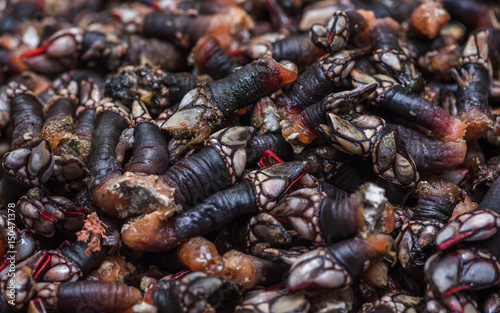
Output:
(286, 233), (393, 291)
(162, 126), (255, 208)
(87, 99), (137, 218)
(245, 133), (294, 167)
(351, 69), (466, 143)
(281, 84), (377, 153)
(113, 4), (254, 51)
(105, 64), (200, 115)
(121, 161), (310, 251)
(32, 281), (142, 313)
(0, 293), (15, 313)
(73, 77), (101, 166)
(443, 0), (500, 29)
(191, 35), (241, 80)
(90, 96), (256, 219)
(244, 34), (326, 71)
(163, 56), (298, 145)
(389, 123), (467, 172)
(394, 177), (464, 269)
(271, 183), (389, 245)
(452, 29), (494, 141)
(7, 81), (44, 150)
(276, 49), (364, 137)
(126, 100), (170, 175)
(221, 249), (289, 289)
(351, 0), (419, 23)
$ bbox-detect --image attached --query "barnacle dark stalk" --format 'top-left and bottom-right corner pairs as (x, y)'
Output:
(191, 35), (240, 80)
(271, 183), (391, 245)
(281, 83), (377, 153)
(277, 49), (364, 146)
(243, 34), (326, 71)
(163, 56), (298, 145)
(2, 0), (500, 310)
(245, 133), (293, 166)
(351, 70), (466, 142)
(452, 29), (494, 141)
(286, 233), (393, 291)
(7, 81), (44, 150)
(389, 123), (467, 172)
(88, 99), (145, 218)
(394, 177), (464, 269)
(443, 0), (500, 29)
(121, 161), (309, 251)
(33, 281), (143, 313)
(73, 78), (101, 166)
(113, 3), (254, 50)
(126, 100), (170, 175)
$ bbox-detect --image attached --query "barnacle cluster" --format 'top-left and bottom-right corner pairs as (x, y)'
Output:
(0, 0), (500, 312)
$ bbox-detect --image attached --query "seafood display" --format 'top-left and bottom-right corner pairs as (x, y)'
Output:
(0, 0), (500, 312)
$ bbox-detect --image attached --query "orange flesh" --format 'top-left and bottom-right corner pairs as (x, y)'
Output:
(121, 208), (178, 251)
(42, 117), (74, 150)
(459, 107), (494, 141)
(411, 1), (450, 39)
(439, 117), (467, 142)
(282, 116), (319, 146)
(177, 236), (223, 275)
(92, 172), (177, 219)
(452, 195), (479, 217)
(265, 57), (298, 86)
(365, 234), (393, 254)
(94, 255), (133, 282)
(222, 250), (259, 289)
